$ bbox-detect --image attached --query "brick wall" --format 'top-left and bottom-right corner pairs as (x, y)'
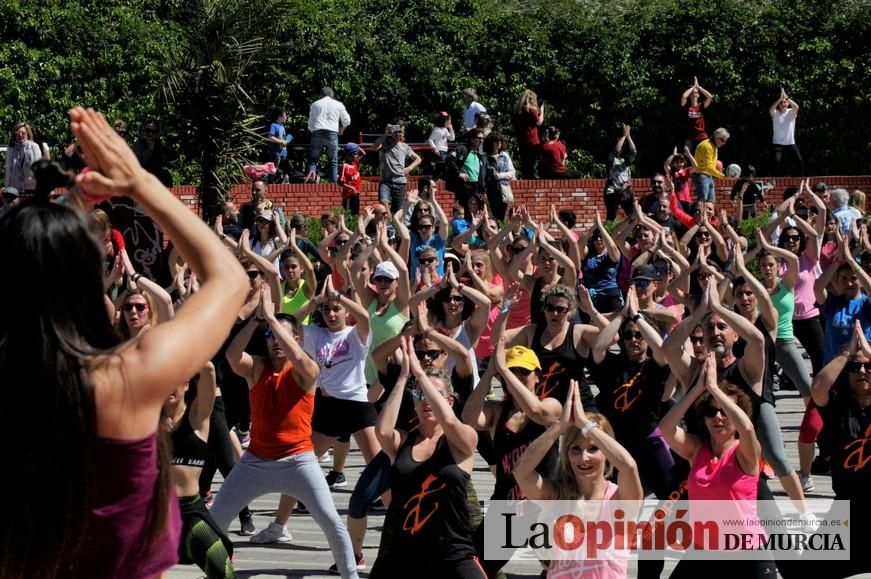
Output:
(173, 176), (871, 225)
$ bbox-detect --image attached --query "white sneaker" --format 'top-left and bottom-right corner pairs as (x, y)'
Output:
(319, 448), (333, 464)
(250, 521), (293, 544)
(798, 511), (821, 534)
(798, 472), (815, 493)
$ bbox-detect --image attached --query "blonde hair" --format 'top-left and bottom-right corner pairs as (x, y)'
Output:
(515, 89), (539, 114)
(553, 412), (615, 500)
(850, 189), (866, 215)
(469, 249), (493, 281)
(117, 289), (159, 339)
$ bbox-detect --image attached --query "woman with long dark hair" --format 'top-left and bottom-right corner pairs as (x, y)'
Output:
(0, 108), (247, 578)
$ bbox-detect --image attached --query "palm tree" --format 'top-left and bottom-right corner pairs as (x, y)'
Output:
(161, 0), (289, 222)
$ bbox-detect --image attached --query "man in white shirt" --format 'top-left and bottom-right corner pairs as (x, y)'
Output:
(769, 87), (803, 176)
(307, 87), (351, 183)
(460, 88), (486, 136)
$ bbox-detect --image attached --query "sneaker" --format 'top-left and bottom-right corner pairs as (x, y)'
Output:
(811, 455), (831, 475)
(798, 472), (815, 493)
(799, 510), (821, 533)
(369, 497), (386, 512)
(329, 552), (366, 574)
(294, 501), (309, 515)
(319, 448), (334, 463)
(239, 511), (256, 536)
(325, 470), (347, 488)
(249, 521), (292, 544)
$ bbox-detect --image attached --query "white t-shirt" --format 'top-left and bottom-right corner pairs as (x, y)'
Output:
(427, 126), (455, 152)
(772, 108), (796, 145)
(463, 101), (486, 132)
(303, 325), (371, 402)
(308, 96), (351, 133)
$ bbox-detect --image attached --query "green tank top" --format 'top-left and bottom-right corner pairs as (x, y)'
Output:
(280, 279), (311, 325)
(364, 299), (408, 384)
(771, 281), (794, 340)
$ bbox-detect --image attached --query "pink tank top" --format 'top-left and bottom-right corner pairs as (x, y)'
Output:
(78, 432), (181, 577)
(688, 442), (765, 548)
(547, 482), (629, 579)
(782, 252), (819, 320)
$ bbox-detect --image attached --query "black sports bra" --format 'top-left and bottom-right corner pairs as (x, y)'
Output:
(170, 406), (208, 468)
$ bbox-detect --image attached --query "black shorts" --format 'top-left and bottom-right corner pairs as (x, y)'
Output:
(312, 391), (377, 438)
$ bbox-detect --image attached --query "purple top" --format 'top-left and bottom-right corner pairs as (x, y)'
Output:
(76, 432), (180, 578)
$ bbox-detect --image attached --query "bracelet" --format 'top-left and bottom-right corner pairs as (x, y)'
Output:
(220, 234), (227, 240)
(580, 421), (599, 437)
(500, 303), (511, 314)
(631, 313), (641, 323)
(132, 273), (142, 283)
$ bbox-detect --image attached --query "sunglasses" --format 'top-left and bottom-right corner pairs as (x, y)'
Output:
(544, 303), (569, 314)
(415, 349), (444, 360)
(622, 330), (644, 341)
(510, 245), (527, 252)
(847, 361), (871, 374)
(695, 231), (711, 239)
(702, 406), (726, 419)
(420, 257), (437, 264)
(246, 270), (261, 279)
(123, 302), (148, 312)
(653, 180), (665, 186)
(444, 295), (465, 304)
(631, 279), (652, 289)
(411, 388), (450, 401)
(690, 336), (706, 345)
(783, 234), (801, 242)
(418, 224), (434, 230)
(373, 276), (394, 284)
(509, 367), (533, 378)
(256, 219), (271, 225)
(335, 238), (349, 245)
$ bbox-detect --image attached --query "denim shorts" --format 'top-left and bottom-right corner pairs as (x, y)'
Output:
(693, 173), (715, 202)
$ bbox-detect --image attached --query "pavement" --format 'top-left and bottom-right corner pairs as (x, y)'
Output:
(168, 382), (831, 579)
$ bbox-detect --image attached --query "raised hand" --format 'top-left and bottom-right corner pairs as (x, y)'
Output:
(577, 284), (595, 315)
(407, 189), (420, 204)
(258, 283), (274, 319)
(703, 352), (720, 394)
(570, 380), (587, 427)
(69, 107), (146, 202)
(399, 335), (413, 378)
(625, 285), (639, 317)
(559, 380), (574, 430)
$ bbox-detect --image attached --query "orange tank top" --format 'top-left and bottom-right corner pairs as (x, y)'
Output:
(249, 363), (314, 459)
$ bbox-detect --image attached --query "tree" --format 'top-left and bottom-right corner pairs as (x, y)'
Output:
(160, 0), (290, 221)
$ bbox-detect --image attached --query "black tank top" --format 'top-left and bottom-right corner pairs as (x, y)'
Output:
(385, 433), (475, 562)
(532, 322), (596, 409)
(731, 316), (776, 407)
(492, 403), (558, 501)
(717, 359), (765, 423)
(170, 406), (208, 467)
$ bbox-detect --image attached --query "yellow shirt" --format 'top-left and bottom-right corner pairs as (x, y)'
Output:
(694, 139), (724, 178)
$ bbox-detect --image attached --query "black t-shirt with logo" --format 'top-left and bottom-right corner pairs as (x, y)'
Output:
(588, 352), (668, 441)
(819, 386), (871, 502)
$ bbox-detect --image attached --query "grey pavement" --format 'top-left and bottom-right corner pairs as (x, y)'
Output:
(169, 383), (830, 579)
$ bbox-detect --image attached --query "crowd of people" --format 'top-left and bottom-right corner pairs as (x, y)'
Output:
(1, 91), (869, 579)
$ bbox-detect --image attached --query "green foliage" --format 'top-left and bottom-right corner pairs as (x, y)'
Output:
(3, 0), (871, 207)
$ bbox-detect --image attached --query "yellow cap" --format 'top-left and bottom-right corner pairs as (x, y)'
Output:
(505, 346), (541, 371)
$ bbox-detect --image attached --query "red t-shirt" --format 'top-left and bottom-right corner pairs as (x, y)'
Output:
(249, 364), (315, 460)
(684, 103), (707, 140)
(515, 108), (542, 147)
(338, 161), (361, 200)
(539, 140), (566, 174)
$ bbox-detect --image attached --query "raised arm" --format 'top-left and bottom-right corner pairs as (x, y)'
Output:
(461, 360), (499, 430)
(410, 344), (478, 457)
(514, 389), (571, 500)
(189, 362), (217, 434)
(225, 315), (261, 387)
(430, 194), (450, 242)
(240, 229), (282, 314)
(756, 229), (799, 290)
(732, 245), (778, 338)
(263, 288), (319, 390)
(72, 107), (248, 408)
(706, 360), (760, 475)
(661, 305), (705, 387)
(660, 358), (708, 461)
(537, 226), (578, 287)
(493, 336), (561, 426)
(375, 337), (412, 461)
(707, 281), (765, 396)
(595, 210), (622, 263)
(375, 221), (411, 315)
(133, 273), (175, 323)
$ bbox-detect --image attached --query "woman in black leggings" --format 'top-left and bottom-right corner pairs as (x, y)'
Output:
(163, 363), (235, 578)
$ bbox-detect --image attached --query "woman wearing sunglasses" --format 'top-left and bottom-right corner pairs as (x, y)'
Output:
(251, 207), (288, 273)
(514, 380), (642, 578)
(509, 223), (578, 327)
(370, 336), (484, 579)
(501, 284), (601, 408)
(410, 261), (491, 390)
(579, 210), (623, 315)
(464, 332), (561, 579)
(806, 321), (871, 577)
(590, 286), (675, 499)
(487, 208), (534, 329)
(660, 354), (775, 578)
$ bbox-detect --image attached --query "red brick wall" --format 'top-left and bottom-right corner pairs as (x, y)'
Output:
(173, 176), (871, 225)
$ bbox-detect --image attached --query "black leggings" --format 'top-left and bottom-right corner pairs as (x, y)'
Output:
(793, 316), (824, 376)
(178, 495), (235, 579)
(773, 144), (804, 176)
(199, 397), (252, 521)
